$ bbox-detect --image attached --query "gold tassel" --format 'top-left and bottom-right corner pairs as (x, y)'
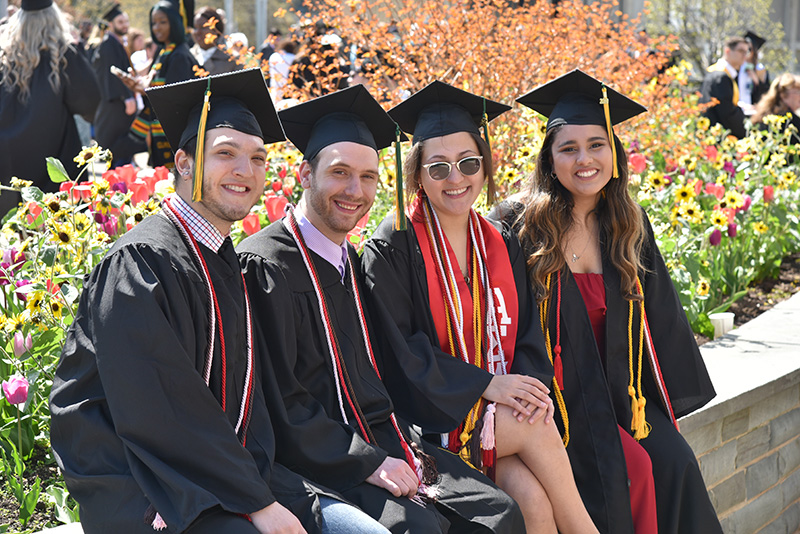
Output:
(481, 98), (491, 153)
(193, 78), (212, 202)
(393, 124), (406, 231)
(599, 86), (618, 179)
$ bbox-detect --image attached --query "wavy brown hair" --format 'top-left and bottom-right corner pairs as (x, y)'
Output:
(0, 5), (73, 104)
(518, 125), (645, 302)
(751, 72), (800, 124)
(402, 132), (496, 205)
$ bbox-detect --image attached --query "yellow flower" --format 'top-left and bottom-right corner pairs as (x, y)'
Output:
(697, 117), (711, 131)
(647, 171), (665, 189)
(724, 190), (744, 209)
(768, 153), (787, 169)
(753, 221), (769, 234)
(10, 177), (33, 188)
(72, 212), (91, 233)
(711, 209), (728, 228)
(779, 171), (796, 187)
(73, 145), (102, 166)
(48, 298), (64, 320)
(26, 290), (45, 313)
(716, 172), (728, 185)
(515, 146), (534, 161)
(5, 313), (24, 333)
(681, 200), (703, 224)
(675, 183), (695, 203)
(91, 178), (110, 197)
(50, 222), (74, 245)
(696, 279), (710, 296)
(504, 168), (519, 182)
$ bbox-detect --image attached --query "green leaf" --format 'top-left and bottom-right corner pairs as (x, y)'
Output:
(46, 157), (69, 183)
(109, 192), (127, 209)
(693, 313), (715, 339)
(40, 244), (58, 267)
(19, 477), (41, 526)
(20, 186), (43, 203)
(60, 283), (80, 306)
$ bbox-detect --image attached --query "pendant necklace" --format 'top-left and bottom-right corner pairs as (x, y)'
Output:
(569, 220), (596, 263)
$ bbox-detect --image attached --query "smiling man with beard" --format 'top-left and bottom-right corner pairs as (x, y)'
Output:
(238, 85), (525, 534)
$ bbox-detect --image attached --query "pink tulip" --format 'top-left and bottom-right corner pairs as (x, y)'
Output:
(764, 185), (775, 203)
(13, 332), (32, 358)
(740, 195), (752, 212)
(709, 228), (722, 246)
(705, 145), (718, 161)
(264, 194), (289, 223)
(629, 153), (647, 174)
(2, 375), (28, 405)
(242, 213), (261, 236)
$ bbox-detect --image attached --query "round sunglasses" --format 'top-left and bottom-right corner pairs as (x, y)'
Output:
(421, 156), (483, 181)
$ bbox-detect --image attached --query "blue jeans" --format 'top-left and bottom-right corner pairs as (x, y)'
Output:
(319, 496), (390, 534)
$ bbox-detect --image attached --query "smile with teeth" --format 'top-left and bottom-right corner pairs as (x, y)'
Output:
(334, 200), (360, 212)
(576, 169), (598, 178)
(223, 185), (248, 193)
(444, 187), (468, 196)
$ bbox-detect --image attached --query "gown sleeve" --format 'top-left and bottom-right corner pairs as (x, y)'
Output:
(82, 245), (275, 531)
(239, 251), (388, 492)
(360, 217), (493, 433)
(639, 211), (716, 417)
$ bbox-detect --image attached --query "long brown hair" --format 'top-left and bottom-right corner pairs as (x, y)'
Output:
(518, 125), (645, 301)
(403, 132), (496, 205)
(751, 72), (800, 124)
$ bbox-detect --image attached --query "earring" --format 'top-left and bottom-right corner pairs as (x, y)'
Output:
(550, 171), (558, 180)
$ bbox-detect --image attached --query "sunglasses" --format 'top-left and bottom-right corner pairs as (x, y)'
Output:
(421, 156), (484, 181)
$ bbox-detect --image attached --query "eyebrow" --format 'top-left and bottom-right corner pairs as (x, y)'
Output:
(425, 149), (479, 162)
(213, 139), (268, 155)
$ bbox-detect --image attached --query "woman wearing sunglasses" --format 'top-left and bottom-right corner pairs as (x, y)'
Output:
(360, 81), (598, 533)
(494, 70), (721, 534)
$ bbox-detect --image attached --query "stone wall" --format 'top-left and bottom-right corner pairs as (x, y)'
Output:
(680, 293), (800, 534)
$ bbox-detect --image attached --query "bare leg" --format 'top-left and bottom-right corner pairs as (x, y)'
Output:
(496, 455), (556, 534)
(495, 404), (599, 534)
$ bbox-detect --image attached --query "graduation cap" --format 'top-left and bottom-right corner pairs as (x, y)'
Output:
(279, 84), (407, 228)
(745, 31), (766, 52)
(20, 0), (52, 11)
(102, 3), (123, 22)
(388, 80), (510, 149)
(146, 68), (283, 201)
(516, 69), (646, 178)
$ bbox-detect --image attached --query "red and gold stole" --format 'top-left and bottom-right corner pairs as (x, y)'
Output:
(410, 196), (517, 477)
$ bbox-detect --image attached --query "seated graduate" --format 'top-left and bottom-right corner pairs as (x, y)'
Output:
(238, 85), (526, 534)
(358, 81), (599, 534)
(49, 68), (374, 534)
(494, 69), (722, 534)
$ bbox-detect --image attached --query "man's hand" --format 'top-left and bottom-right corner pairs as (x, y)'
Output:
(483, 374), (552, 420)
(124, 97), (136, 116)
(250, 502), (307, 534)
(365, 457), (419, 498)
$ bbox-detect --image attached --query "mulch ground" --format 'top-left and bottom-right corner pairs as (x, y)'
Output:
(3, 255), (800, 531)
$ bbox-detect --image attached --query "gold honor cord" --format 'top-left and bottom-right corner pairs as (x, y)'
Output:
(193, 78), (212, 202)
(481, 97), (491, 153)
(628, 276), (651, 440)
(393, 124), (406, 231)
(599, 86), (618, 179)
(539, 272), (569, 447)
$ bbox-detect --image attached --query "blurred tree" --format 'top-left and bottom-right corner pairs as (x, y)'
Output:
(645, 0), (791, 82)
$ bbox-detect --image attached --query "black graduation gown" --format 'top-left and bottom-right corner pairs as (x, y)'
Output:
(0, 47), (99, 215)
(50, 213), (333, 534)
(492, 202), (721, 534)
(238, 221), (526, 534)
(700, 69), (747, 138)
(359, 213), (553, 435)
(92, 33), (137, 165)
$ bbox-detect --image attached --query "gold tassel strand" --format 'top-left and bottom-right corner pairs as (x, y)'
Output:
(393, 124), (406, 231)
(192, 77), (212, 202)
(599, 86), (618, 179)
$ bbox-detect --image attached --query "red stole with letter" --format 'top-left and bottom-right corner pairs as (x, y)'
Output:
(410, 196), (518, 477)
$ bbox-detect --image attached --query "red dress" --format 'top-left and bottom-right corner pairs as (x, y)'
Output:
(573, 273), (658, 534)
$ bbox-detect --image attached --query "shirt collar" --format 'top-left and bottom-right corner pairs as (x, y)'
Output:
(294, 206), (349, 282)
(720, 58), (738, 78)
(168, 193), (228, 253)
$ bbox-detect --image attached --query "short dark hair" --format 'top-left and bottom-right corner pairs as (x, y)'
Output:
(724, 36), (748, 50)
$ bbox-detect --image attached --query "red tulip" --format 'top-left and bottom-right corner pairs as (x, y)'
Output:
(764, 185), (774, 203)
(264, 194), (289, 223)
(242, 212), (261, 236)
(629, 153), (647, 174)
(704, 145), (718, 161)
(271, 180), (282, 192)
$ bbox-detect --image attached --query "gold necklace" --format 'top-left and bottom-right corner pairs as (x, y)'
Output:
(568, 219), (597, 263)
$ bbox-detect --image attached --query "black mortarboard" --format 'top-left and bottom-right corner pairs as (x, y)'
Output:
(516, 69), (646, 178)
(388, 80), (510, 144)
(102, 3), (123, 21)
(745, 31), (766, 52)
(279, 84), (403, 160)
(146, 68), (283, 201)
(280, 84), (408, 229)
(20, 0), (52, 11)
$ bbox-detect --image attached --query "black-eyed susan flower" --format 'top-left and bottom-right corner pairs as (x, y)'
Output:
(647, 171), (665, 189)
(697, 117), (710, 131)
(50, 222), (74, 246)
(49, 298), (64, 320)
(753, 221), (769, 234)
(696, 279), (710, 296)
(711, 209), (728, 228)
(73, 145), (103, 166)
(675, 183), (695, 203)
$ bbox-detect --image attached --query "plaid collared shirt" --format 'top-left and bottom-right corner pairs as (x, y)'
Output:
(168, 194), (227, 252)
